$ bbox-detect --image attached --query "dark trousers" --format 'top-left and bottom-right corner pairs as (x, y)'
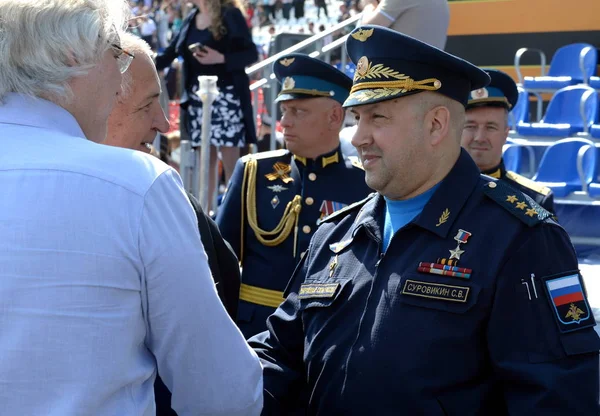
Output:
(282, 2), (292, 19)
(293, 0), (305, 18)
(316, 3), (328, 18)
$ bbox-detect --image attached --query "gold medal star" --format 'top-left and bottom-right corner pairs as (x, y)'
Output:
(506, 195), (518, 203)
(449, 246), (465, 260)
(515, 201), (527, 210)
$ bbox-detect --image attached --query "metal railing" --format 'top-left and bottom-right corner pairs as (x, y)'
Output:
(247, 13), (361, 150)
(178, 14), (362, 212)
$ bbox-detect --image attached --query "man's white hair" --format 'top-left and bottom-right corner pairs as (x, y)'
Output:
(119, 33), (153, 99)
(0, 0), (131, 102)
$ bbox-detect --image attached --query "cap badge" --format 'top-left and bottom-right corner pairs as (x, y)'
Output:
(282, 77), (295, 91)
(279, 57), (295, 67)
(471, 88), (488, 99)
(351, 28), (374, 42)
(356, 56), (370, 77)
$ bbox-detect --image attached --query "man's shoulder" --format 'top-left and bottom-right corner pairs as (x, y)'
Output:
(480, 176), (554, 228)
(504, 171), (552, 197)
(75, 142), (175, 197)
(241, 149), (291, 164)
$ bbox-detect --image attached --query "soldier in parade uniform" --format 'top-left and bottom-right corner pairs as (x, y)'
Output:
(462, 69), (555, 212)
(248, 27), (600, 414)
(217, 53), (372, 338)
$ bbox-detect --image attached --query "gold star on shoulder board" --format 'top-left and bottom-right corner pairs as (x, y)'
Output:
(515, 201), (527, 210)
(525, 208), (537, 217)
(506, 195), (518, 203)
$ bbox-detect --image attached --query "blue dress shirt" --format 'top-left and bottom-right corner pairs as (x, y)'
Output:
(0, 94), (262, 416)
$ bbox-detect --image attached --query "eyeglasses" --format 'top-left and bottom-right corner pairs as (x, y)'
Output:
(110, 43), (135, 74)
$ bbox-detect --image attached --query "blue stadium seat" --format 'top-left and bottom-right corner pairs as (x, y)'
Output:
(516, 85), (598, 138)
(519, 44), (597, 92)
(587, 147), (600, 198)
(591, 124), (600, 139)
(508, 87), (529, 130)
(534, 138), (598, 197)
(591, 77), (600, 89)
(502, 144), (522, 173)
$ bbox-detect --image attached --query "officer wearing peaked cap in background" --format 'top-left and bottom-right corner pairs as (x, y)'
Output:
(217, 53), (372, 339)
(249, 26), (600, 415)
(461, 69), (555, 213)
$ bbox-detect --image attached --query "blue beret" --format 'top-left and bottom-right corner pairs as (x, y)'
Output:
(272, 53), (352, 105)
(467, 69), (518, 110)
(343, 26), (490, 108)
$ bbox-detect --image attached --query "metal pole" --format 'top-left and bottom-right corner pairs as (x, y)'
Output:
(270, 77), (278, 151)
(180, 139), (194, 195)
(196, 75), (219, 211)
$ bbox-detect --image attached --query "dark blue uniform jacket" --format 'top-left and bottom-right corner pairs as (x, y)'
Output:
(483, 159), (555, 213)
(250, 149), (600, 415)
(217, 146), (371, 338)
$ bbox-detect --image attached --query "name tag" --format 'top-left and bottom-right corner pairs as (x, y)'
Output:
(299, 283), (340, 299)
(402, 279), (469, 303)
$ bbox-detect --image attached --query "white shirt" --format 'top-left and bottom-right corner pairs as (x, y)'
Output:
(0, 94), (262, 416)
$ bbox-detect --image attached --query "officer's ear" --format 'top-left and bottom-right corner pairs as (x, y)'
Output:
(327, 102), (345, 130)
(425, 104), (451, 147)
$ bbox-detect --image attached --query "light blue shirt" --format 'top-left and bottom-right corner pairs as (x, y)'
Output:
(383, 184), (440, 251)
(0, 94), (262, 416)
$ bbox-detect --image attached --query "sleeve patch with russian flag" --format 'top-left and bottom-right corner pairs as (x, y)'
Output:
(542, 272), (595, 333)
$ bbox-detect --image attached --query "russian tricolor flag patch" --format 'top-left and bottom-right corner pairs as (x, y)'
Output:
(544, 273), (594, 333)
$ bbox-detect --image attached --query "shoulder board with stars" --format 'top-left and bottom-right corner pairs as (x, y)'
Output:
(505, 171), (552, 196)
(347, 156), (364, 170)
(241, 149), (290, 163)
(483, 180), (552, 227)
(318, 193), (375, 225)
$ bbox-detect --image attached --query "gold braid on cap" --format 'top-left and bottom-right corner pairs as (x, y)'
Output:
(350, 59), (441, 102)
(241, 158), (302, 260)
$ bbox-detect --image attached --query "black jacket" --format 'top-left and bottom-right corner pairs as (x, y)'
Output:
(155, 6), (258, 144)
(155, 193), (241, 416)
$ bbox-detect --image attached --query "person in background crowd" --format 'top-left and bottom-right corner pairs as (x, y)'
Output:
(461, 68), (555, 213)
(249, 25), (600, 415)
(360, 0), (449, 49)
(0, 1), (262, 415)
(155, 0), (258, 209)
(217, 53), (372, 338)
(139, 11), (158, 49)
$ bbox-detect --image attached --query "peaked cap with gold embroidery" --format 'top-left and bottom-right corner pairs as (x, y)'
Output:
(343, 26), (490, 108)
(273, 53), (352, 104)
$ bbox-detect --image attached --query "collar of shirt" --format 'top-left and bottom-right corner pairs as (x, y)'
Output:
(351, 148), (481, 242)
(293, 145), (341, 172)
(382, 183), (440, 251)
(0, 93), (86, 140)
(481, 159), (506, 179)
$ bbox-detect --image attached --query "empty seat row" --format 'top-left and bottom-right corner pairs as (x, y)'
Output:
(515, 43), (599, 93)
(505, 138), (600, 198)
(509, 85), (599, 139)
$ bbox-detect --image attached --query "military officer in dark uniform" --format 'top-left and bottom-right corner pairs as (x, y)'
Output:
(462, 69), (555, 212)
(217, 53), (372, 338)
(249, 27), (600, 415)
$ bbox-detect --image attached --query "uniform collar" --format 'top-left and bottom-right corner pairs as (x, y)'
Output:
(481, 159), (506, 179)
(350, 149), (481, 240)
(293, 145), (341, 170)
